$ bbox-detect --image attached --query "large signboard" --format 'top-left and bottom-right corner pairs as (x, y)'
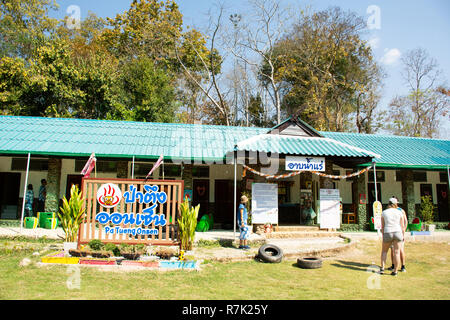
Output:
(251, 183), (278, 224)
(319, 189), (341, 229)
(79, 178), (183, 246)
(285, 156), (326, 171)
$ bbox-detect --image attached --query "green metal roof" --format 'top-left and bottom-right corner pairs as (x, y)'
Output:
(322, 132), (450, 169)
(1, 116), (449, 169)
(0, 116), (266, 162)
(235, 134), (379, 158)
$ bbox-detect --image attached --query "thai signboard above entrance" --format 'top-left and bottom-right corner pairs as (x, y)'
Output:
(285, 156), (325, 171)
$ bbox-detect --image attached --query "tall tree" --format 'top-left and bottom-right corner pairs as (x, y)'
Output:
(229, 0), (294, 125)
(264, 7), (382, 132)
(385, 48), (449, 138)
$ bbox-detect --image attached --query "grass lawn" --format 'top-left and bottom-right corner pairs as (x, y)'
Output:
(0, 237), (449, 300)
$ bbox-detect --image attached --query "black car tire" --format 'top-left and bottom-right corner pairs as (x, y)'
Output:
(297, 257), (322, 269)
(257, 244), (283, 263)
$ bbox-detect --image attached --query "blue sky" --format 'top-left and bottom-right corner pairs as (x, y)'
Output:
(50, 0), (450, 137)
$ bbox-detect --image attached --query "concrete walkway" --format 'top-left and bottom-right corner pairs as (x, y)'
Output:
(2, 227), (449, 262)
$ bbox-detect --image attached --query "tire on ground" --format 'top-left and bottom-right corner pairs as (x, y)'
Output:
(297, 257), (322, 269)
(257, 244), (283, 263)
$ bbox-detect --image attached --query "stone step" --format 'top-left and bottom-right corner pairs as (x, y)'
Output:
(265, 231), (342, 239)
(275, 225), (319, 232)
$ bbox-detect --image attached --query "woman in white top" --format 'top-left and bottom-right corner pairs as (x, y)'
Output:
(380, 197), (405, 276)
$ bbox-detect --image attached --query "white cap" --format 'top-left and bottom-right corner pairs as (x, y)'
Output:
(389, 197), (398, 205)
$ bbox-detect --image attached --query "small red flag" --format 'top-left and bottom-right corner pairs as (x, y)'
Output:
(146, 155), (163, 179)
(81, 153), (96, 178)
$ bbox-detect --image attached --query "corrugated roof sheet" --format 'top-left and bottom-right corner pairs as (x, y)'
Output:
(0, 116), (266, 161)
(235, 134), (379, 158)
(1, 116), (449, 168)
(322, 132), (450, 168)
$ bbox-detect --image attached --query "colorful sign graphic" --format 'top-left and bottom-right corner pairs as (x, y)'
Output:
(97, 183), (122, 208)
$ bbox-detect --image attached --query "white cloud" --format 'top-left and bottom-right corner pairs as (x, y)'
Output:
(380, 48), (401, 65)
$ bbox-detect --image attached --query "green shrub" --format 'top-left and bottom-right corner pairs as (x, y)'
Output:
(58, 185), (85, 242)
(178, 197), (200, 251)
(420, 195), (435, 223)
(88, 239), (104, 251)
(105, 243), (121, 256)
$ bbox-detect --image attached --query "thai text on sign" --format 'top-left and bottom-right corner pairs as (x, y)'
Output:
(96, 183), (167, 235)
(285, 156), (325, 171)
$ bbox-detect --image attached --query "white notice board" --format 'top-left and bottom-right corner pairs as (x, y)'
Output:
(319, 189), (341, 229)
(251, 183), (278, 224)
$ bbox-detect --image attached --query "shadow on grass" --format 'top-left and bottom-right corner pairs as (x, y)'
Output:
(330, 260), (374, 272)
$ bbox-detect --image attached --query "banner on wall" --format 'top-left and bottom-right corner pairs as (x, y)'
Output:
(319, 189), (341, 229)
(251, 183), (278, 224)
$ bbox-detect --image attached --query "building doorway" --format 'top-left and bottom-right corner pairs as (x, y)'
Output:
(214, 179), (239, 228)
(192, 179), (209, 218)
(436, 184), (449, 222)
(66, 174), (83, 200)
(0, 172), (21, 219)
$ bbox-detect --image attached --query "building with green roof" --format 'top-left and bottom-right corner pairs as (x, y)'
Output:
(0, 115), (448, 230)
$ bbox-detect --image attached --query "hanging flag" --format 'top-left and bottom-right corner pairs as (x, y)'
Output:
(146, 155), (164, 179)
(81, 153), (96, 178)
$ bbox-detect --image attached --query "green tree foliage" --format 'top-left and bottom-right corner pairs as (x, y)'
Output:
(0, 0), (58, 59)
(113, 57), (179, 123)
(0, 0), (216, 123)
(100, 0), (183, 68)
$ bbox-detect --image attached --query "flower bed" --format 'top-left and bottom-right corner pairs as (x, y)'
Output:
(120, 260), (159, 268)
(159, 260), (198, 269)
(41, 251), (79, 264)
(79, 258), (117, 265)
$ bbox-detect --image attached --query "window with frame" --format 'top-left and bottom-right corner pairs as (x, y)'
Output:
(439, 172), (448, 183)
(413, 171), (427, 182)
(192, 166), (209, 178)
(11, 158), (48, 171)
(161, 165), (181, 178)
(75, 160), (117, 173)
(368, 170), (385, 182)
(133, 163), (154, 176)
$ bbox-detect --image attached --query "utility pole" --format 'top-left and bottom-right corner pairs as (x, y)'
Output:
(230, 13), (242, 125)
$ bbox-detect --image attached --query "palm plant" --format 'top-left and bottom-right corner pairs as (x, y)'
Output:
(58, 184), (86, 242)
(177, 197), (200, 251)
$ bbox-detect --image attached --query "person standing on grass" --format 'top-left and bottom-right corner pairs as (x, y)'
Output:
(25, 184), (34, 217)
(380, 197), (405, 276)
(237, 195), (250, 250)
(388, 196), (408, 273)
(38, 179), (47, 212)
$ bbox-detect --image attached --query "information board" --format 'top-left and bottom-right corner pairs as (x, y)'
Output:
(251, 183), (278, 224)
(373, 201), (382, 230)
(319, 189), (341, 229)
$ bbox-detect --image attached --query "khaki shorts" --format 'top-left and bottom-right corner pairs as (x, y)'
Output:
(383, 232), (403, 243)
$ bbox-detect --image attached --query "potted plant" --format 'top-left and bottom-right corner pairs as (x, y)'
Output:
(58, 185), (86, 253)
(153, 246), (177, 260)
(178, 197), (200, 251)
(420, 195), (435, 233)
(87, 239), (111, 258)
(120, 244), (145, 260)
(264, 222), (273, 233)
